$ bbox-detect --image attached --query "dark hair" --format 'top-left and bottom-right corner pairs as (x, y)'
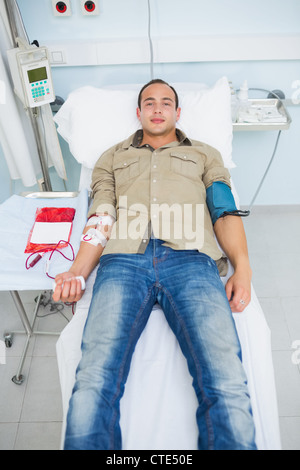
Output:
(137, 79), (179, 110)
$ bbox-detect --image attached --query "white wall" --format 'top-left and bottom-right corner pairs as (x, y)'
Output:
(0, 0), (299, 205)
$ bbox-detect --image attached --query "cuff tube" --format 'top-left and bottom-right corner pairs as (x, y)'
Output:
(206, 182), (250, 225)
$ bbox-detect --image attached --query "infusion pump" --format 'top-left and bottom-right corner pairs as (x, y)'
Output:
(7, 45), (55, 109)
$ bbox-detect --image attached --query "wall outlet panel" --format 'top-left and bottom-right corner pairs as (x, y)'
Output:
(80, 0), (100, 16)
(52, 0), (72, 17)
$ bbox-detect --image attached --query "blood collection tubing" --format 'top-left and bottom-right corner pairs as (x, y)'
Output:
(25, 240), (79, 283)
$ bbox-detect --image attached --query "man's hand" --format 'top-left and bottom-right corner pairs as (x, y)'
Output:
(225, 268), (252, 313)
(51, 214), (115, 305)
(53, 271), (85, 304)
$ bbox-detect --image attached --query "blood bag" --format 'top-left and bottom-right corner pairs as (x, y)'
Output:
(25, 207), (76, 253)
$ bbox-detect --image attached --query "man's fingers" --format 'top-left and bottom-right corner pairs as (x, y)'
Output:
(229, 290), (250, 313)
(52, 273), (84, 303)
(225, 275), (251, 313)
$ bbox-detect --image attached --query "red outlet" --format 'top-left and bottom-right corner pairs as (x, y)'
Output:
(52, 0), (72, 16)
(81, 0), (99, 15)
(56, 2), (67, 13)
(85, 1), (96, 12)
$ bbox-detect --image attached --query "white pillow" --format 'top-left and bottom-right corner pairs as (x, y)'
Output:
(176, 78), (235, 169)
(54, 77), (235, 170)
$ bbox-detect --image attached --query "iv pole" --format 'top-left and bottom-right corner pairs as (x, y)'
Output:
(4, 0), (53, 191)
(3, 0), (59, 386)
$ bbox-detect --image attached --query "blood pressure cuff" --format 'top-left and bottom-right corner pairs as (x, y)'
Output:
(206, 181), (250, 225)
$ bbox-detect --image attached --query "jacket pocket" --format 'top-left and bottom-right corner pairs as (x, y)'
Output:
(170, 151), (201, 180)
(113, 155), (140, 186)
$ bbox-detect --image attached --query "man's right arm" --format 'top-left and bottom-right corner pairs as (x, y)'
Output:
(53, 147), (117, 304)
(52, 218), (113, 303)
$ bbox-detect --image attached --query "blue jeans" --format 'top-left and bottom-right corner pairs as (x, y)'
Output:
(64, 239), (256, 450)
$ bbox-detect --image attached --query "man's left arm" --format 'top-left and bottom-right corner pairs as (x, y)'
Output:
(214, 216), (252, 313)
(202, 144), (251, 312)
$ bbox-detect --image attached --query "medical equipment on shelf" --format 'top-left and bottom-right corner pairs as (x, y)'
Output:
(238, 80), (249, 104)
(7, 43), (55, 109)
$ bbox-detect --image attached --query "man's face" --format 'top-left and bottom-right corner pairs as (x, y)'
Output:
(136, 83), (181, 139)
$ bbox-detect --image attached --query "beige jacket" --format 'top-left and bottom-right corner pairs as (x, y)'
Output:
(88, 130), (231, 275)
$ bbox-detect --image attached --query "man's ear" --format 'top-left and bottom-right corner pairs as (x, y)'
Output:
(136, 107), (141, 121)
(176, 107), (181, 122)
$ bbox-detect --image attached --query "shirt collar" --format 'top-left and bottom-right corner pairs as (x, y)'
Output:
(121, 129), (192, 150)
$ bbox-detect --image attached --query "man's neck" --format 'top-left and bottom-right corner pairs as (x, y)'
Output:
(140, 130), (178, 149)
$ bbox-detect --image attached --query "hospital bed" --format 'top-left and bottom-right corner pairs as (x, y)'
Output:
(54, 77), (282, 450)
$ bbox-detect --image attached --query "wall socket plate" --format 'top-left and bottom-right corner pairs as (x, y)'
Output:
(80, 0), (100, 16)
(52, 0), (72, 17)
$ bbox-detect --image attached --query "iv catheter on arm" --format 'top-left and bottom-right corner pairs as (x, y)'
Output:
(52, 215), (115, 304)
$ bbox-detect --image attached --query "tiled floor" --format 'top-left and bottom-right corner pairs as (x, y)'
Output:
(243, 205), (300, 451)
(0, 205), (300, 450)
(0, 290), (73, 450)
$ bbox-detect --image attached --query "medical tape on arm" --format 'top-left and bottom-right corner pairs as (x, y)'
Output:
(81, 228), (108, 247)
(82, 215), (115, 247)
(86, 215), (115, 227)
(206, 181), (250, 225)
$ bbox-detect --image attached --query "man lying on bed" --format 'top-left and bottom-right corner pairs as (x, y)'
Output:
(53, 79), (256, 451)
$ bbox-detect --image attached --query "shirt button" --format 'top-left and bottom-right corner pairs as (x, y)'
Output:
(143, 239), (147, 243)
(153, 197), (157, 202)
(153, 165), (157, 169)
(123, 162), (127, 166)
(153, 179), (157, 183)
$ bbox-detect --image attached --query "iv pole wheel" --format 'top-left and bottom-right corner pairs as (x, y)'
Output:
(12, 375), (25, 385)
(4, 333), (13, 348)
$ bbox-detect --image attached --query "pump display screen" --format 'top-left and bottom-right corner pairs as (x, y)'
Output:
(27, 67), (48, 84)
